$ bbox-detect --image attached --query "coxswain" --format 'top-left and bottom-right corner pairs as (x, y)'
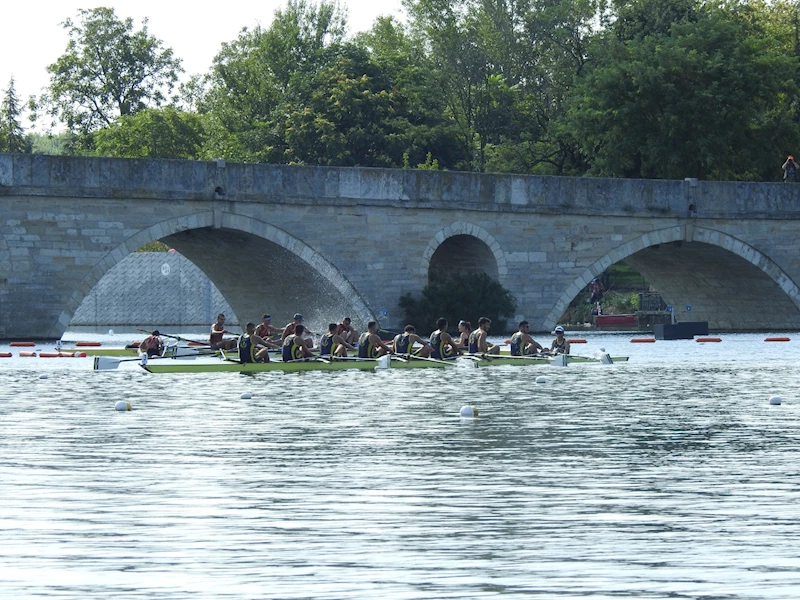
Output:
(238, 322), (271, 363)
(320, 323), (354, 357)
(393, 325), (433, 357)
(337, 317), (359, 345)
(456, 320), (472, 350)
(254, 314), (280, 346)
(139, 330), (164, 357)
(429, 318), (461, 360)
(210, 313), (238, 350)
(550, 326), (571, 355)
(468, 317), (501, 355)
(509, 321), (543, 356)
(357, 321), (393, 358)
(282, 324), (314, 361)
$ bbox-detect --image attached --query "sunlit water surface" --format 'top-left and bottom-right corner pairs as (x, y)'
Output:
(2, 332), (800, 598)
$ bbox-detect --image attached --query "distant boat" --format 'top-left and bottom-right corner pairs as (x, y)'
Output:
(595, 314), (638, 329)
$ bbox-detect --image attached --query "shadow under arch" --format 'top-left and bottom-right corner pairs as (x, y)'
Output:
(56, 211), (375, 337)
(420, 222), (507, 280)
(544, 225), (800, 331)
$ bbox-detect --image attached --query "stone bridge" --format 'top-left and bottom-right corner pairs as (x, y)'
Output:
(1, 152), (800, 339)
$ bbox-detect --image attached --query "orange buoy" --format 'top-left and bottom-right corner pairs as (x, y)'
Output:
(631, 338), (656, 343)
(696, 337), (722, 343)
(10, 342), (35, 347)
(76, 341), (102, 347)
(569, 339), (587, 344)
(39, 352), (64, 358)
(0, 352), (12, 358)
(765, 337), (791, 342)
(18, 351), (37, 357)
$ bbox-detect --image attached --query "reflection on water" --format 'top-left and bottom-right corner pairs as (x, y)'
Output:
(1, 334), (800, 598)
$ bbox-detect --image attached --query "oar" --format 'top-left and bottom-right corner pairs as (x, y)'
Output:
(93, 351), (218, 370)
(405, 354), (457, 366)
(136, 328), (212, 347)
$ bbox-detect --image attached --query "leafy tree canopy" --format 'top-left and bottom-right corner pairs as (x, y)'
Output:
(93, 107), (206, 159)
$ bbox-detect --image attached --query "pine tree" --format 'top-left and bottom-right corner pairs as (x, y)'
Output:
(0, 77), (31, 153)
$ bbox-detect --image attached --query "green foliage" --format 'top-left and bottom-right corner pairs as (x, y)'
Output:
(93, 107), (206, 159)
(0, 78), (31, 153)
(37, 7), (182, 139)
(136, 241), (171, 252)
(29, 133), (74, 155)
(399, 272), (517, 334)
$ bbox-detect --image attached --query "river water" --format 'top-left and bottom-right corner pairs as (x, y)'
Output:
(1, 332), (799, 598)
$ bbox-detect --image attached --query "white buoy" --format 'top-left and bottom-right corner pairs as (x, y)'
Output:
(39, 374), (48, 379)
(114, 401), (132, 411)
(769, 396), (782, 405)
(535, 376), (547, 384)
(240, 392), (252, 399)
(108, 329), (115, 336)
(460, 405), (478, 418)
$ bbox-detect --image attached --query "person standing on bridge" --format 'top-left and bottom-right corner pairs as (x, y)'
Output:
(783, 155), (799, 181)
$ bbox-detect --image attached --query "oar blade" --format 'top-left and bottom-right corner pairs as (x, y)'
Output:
(93, 356), (123, 370)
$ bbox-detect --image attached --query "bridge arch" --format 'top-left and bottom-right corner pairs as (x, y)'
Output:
(545, 225), (800, 331)
(57, 211), (374, 336)
(421, 222), (507, 281)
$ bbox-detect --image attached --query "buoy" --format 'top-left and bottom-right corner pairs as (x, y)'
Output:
(114, 401), (132, 411)
(569, 339), (587, 344)
(696, 337), (722, 343)
(765, 337), (791, 342)
(769, 396), (782, 405)
(39, 352), (64, 358)
(10, 342), (35, 347)
(108, 329), (115, 336)
(460, 405), (478, 418)
(39, 375), (48, 379)
(631, 338), (656, 343)
(240, 393), (252, 399)
(18, 351), (37, 357)
(76, 341), (102, 347)
(0, 352), (11, 358)
(535, 376), (547, 384)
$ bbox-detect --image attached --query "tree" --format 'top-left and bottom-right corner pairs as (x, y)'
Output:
(564, 1), (797, 179)
(93, 107), (206, 159)
(37, 7), (182, 139)
(399, 272), (517, 333)
(0, 77), (31, 153)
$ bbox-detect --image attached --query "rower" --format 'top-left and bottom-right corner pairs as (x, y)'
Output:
(456, 320), (472, 350)
(320, 323), (354, 357)
(337, 317), (359, 345)
(139, 330), (164, 357)
(210, 313), (238, 350)
(550, 326), (571, 355)
(282, 313), (314, 348)
(238, 322), (270, 363)
(393, 325), (433, 357)
(429, 318), (461, 359)
(509, 320), (543, 356)
(282, 324), (314, 361)
(254, 314), (280, 346)
(357, 321), (392, 358)
(468, 317), (501, 355)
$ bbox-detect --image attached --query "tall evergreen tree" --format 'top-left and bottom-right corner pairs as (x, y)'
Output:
(0, 77), (31, 153)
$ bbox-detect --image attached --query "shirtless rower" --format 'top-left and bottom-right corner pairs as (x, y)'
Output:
(281, 313), (314, 348)
(320, 323), (354, 357)
(429, 318), (461, 360)
(393, 325), (433, 357)
(509, 321), (543, 356)
(550, 326), (571, 355)
(210, 313), (238, 350)
(139, 330), (164, 357)
(282, 324), (314, 361)
(357, 321), (393, 358)
(468, 316), (501, 355)
(238, 322), (271, 363)
(337, 317), (359, 345)
(254, 314), (280, 346)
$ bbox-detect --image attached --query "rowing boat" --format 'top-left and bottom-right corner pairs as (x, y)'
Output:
(139, 353), (629, 373)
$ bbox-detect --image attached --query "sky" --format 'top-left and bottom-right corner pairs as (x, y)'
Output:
(1, 0), (406, 122)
